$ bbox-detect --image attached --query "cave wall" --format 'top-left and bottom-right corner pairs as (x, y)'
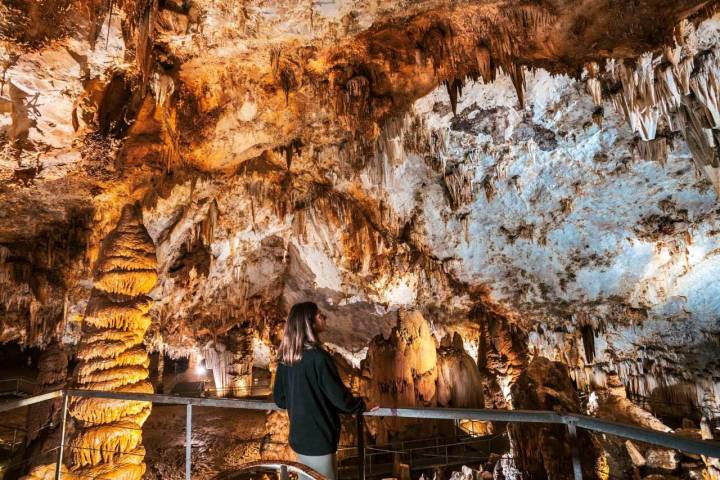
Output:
(2, 1), (720, 478)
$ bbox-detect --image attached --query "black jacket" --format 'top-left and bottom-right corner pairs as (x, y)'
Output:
(273, 347), (365, 455)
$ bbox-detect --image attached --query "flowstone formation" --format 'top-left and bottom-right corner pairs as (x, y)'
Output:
(21, 205), (158, 480)
(68, 204), (157, 478)
(361, 310), (438, 443)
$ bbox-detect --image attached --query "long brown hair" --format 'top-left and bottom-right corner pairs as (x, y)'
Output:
(279, 302), (321, 365)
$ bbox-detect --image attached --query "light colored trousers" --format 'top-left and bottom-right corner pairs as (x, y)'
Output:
(296, 452), (337, 480)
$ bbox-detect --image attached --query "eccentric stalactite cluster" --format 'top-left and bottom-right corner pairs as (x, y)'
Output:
(588, 20), (720, 193)
(21, 205), (158, 480)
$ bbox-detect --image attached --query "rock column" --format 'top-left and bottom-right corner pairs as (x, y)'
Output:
(227, 324), (254, 397)
(68, 205), (158, 479)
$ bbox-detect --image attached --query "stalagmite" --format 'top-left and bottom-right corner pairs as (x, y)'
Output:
(436, 333), (488, 434)
(360, 310), (438, 442)
(203, 340), (234, 396)
(227, 324), (254, 397)
(63, 205), (157, 480)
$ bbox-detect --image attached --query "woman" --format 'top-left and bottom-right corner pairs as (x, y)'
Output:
(273, 302), (365, 480)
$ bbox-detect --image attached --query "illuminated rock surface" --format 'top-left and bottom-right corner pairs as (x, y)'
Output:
(19, 205), (158, 480)
(2, 1), (720, 479)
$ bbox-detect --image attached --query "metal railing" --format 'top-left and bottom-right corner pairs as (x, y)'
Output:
(337, 431), (510, 477)
(0, 377), (38, 397)
(168, 379), (272, 398)
(1, 389), (719, 480)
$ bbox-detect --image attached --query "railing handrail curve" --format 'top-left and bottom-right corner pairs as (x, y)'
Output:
(1, 389), (718, 459)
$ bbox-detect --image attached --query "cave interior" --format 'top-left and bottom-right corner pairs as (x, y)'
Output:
(1, 0), (720, 479)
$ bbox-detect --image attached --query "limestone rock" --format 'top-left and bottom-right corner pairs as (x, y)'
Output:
(646, 449), (680, 471)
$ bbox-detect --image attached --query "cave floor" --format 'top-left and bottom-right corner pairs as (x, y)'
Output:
(143, 404), (267, 479)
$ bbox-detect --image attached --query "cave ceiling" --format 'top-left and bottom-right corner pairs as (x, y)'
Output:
(1, 0), (720, 403)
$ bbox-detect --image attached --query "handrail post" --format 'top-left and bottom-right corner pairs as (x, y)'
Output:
(357, 414), (365, 480)
(54, 392), (68, 480)
(567, 420), (583, 480)
(186, 403), (192, 480)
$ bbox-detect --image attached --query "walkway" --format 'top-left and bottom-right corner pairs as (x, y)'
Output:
(1, 389), (718, 480)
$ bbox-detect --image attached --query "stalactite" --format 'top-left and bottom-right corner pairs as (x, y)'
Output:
(586, 62), (604, 124)
(201, 198), (219, 246)
(586, 62), (603, 107)
(610, 54), (660, 141)
(589, 21), (720, 194)
(276, 139), (303, 171)
(445, 78), (463, 116)
(443, 165), (475, 210)
(507, 63), (526, 108)
(61, 204), (156, 480)
(132, 0), (160, 91)
(580, 324), (595, 363)
(678, 95), (720, 194)
(474, 45), (494, 84)
(636, 137), (668, 166)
